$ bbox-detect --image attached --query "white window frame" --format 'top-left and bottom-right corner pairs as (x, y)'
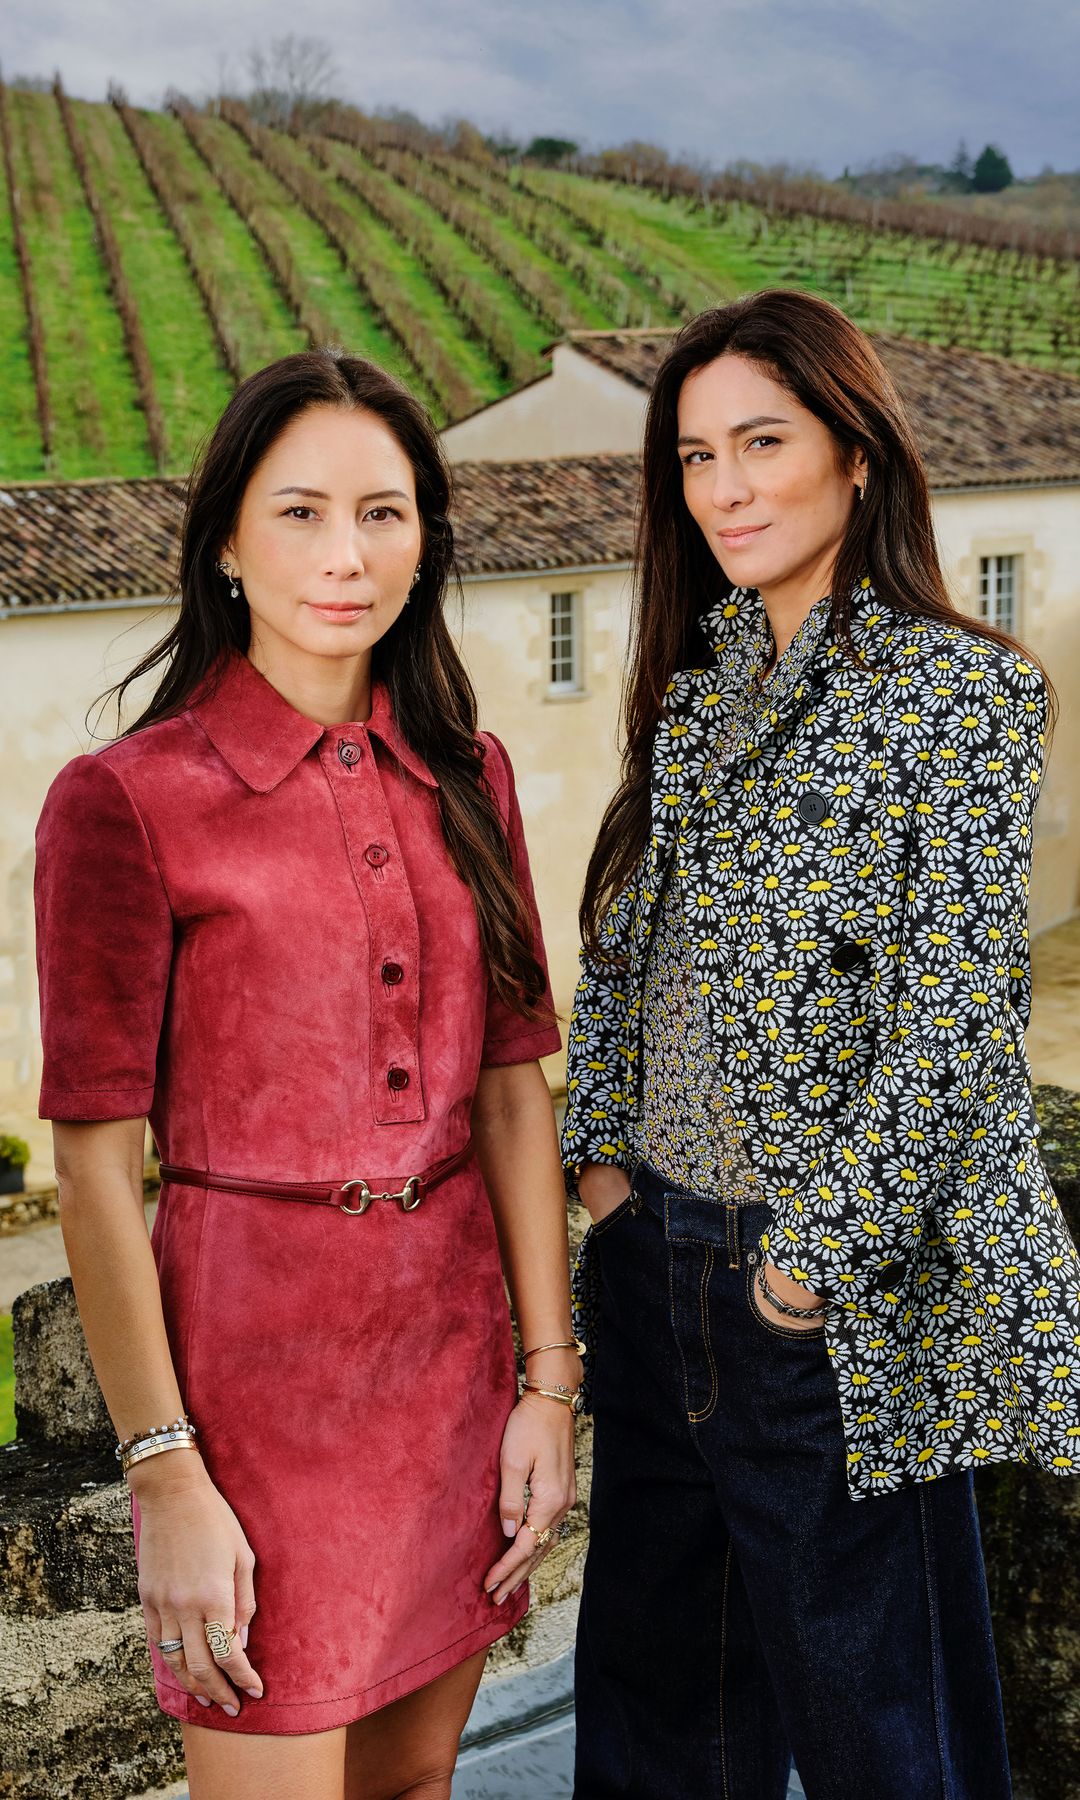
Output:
(978, 553), (1020, 636)
(548, 590), (583, 696)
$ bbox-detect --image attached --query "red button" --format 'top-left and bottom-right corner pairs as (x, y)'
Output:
(382, 961), (404, 985)
(365, 845), (389, 867)
(338, 741), (362, 767)
(387, 1066), (410, 1091)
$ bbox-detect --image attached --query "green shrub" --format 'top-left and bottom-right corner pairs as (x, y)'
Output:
(0, 1134), (30, 1168)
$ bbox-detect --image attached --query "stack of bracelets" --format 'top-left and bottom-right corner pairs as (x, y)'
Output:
(116, 1411), (201, 1477)
(519, 1337), (586, 1415)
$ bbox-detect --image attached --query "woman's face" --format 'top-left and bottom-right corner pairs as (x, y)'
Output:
(223, 403), (424, 667)
(677, 353), (865, 596)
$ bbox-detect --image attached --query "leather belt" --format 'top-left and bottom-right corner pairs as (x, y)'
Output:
(159, 1139), (475, 1215)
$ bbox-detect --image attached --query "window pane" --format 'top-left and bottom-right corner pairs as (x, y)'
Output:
(977, 555), (1018, 635)
(550, 592), (580, 689)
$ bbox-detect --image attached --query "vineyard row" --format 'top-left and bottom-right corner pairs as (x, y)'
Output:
(110, 88), (244, 384)
(0, 76), (53, 463)
(54, 77), (166, 469)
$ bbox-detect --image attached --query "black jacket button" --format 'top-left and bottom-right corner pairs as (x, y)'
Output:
(797, 791), (828, 826)
(831, 941), (870, 977)
(387, 1066), (411, 1090)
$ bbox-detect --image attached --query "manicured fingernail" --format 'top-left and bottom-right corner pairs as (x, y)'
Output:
(222, 1703), (238, 1716)
(240, 1625), (249, 1648)
(195, 1695), (211, 1708)
(244, 1685), (262, 1698)
(502, 1518), (516, 1537)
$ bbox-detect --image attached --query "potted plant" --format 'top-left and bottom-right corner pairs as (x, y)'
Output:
(0, 1134), (31, 1195)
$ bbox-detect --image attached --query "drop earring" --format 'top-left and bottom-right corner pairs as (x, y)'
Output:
(406, 564), (421, 603)
(217, 559), (240, 598)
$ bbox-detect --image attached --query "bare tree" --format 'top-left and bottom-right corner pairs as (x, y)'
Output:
(246, 35), (341, 129)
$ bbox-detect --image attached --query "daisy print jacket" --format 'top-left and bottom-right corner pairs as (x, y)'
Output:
(562, 580), (1080, 1500)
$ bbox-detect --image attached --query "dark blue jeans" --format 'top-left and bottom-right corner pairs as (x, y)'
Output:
(574, 1160), (1011, 1800)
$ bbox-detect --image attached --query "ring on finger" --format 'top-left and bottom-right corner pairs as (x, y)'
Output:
(203, 1620), (237, 1658)
(155, 1636), (184, 1654)
(523, 1519), (553, 1550)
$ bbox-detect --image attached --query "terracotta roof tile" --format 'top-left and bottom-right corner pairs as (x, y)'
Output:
(0, 477), (187, 611)
(562, 329), (672, 393)
(451, 453), (638, 575)
(568, 330), (1080, 489)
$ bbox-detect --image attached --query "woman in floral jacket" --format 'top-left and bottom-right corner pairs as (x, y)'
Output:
(561, 290), (1078, 1800)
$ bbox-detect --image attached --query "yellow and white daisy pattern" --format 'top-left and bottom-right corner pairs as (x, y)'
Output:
(563, 581), (1080, 1500)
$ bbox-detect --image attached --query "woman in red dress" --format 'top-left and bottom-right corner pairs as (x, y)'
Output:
(34, 352), (579, 1798)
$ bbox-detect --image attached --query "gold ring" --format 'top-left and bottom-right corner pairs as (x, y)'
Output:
(203, 1620), (237, 1658)
(523, 1520), (553, 1550)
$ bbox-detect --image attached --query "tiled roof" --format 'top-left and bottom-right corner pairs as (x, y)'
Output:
(870, 335), (1080, 489)
(568, 330), (1080, 490)
(562, 329), (673, 392)
(0, 456), (640, 612)
(451, 452), (638, 575)
(0, 477), (188, 612)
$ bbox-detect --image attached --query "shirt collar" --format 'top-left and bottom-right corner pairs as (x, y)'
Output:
(700, 577), (887, 674)
(189, 651), (438, 793)
(364, 677), (440, 789)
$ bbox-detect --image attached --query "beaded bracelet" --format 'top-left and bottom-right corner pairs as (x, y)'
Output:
(115, 1413), (196, 1461)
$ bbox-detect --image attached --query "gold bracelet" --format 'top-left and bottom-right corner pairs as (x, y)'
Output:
(122, 1437), (202, 1474)
(522, 1381), (584, 1415)
(523, 1338), (586, 1361)
(120, 1425), (196, 1462)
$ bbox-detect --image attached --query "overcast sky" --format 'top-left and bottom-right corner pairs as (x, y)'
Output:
(6, 0), (1078, 178)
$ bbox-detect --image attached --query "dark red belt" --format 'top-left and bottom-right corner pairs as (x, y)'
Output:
(159, 1139), (475, 1215)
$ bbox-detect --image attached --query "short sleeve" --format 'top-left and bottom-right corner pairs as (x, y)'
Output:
(35, 753), (174, 1121)
(478, 732), (562, 1067)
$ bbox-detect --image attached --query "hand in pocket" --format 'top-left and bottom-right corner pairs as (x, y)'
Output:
(578, 1162), (631, 1226)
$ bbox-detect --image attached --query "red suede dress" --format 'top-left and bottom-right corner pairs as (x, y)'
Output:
(34, 650), (562, 1735)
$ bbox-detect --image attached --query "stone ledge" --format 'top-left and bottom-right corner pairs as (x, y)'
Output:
(0, 1602), (182, 1800)
(12, 1278), (113, 1451)
(0, 1438), (130, 1620)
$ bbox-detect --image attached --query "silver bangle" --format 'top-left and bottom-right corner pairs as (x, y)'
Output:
(756, 1259), (828, 1319)
(116, 1416), (196, 1460)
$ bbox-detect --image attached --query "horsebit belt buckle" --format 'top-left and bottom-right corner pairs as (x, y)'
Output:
(339, 1175), (424, 1215)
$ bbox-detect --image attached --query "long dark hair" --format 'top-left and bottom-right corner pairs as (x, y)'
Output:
(104, 349), (548, 1016)
(580, 288), (1052, 955)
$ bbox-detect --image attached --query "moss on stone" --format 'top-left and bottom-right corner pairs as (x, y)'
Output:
(1036, 1084), (1080, 1210)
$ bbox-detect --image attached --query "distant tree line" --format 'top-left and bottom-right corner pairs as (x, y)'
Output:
(839, 141), (1016, 199)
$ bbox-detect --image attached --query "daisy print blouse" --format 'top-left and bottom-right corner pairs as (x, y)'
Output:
(562, 580), (1080, 1500)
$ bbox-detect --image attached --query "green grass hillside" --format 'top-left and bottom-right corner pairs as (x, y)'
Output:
(1, 84), (1078, 483)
